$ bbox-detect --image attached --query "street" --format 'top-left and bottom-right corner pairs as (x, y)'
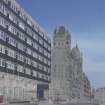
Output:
(59, 103), (93, 105)
(53, 103), (93, 105)
(3, 103), (94, 105)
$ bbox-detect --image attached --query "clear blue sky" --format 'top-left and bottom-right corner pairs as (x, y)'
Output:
(17, 0), (105, 88)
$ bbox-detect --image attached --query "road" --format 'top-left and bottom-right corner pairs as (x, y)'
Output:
(59, 103), (93, 105)
(6, 103), (93, 105)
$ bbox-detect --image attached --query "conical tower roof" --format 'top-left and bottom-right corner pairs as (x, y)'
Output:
(71, 44), (82, 60)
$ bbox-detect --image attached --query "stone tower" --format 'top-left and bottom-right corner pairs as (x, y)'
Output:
(50, 26), (74, 101)
(71, 45), (84, 99)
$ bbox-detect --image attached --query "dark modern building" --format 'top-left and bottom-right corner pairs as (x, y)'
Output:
(0, 0), (51, 101)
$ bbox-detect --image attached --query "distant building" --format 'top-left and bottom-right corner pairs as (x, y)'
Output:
(82, 73), (91, 100)
(0, 0), (51, 102)
(94, 87), (105, 105)
(50, 26), (84, 101)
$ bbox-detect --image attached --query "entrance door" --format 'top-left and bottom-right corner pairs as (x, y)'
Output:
(37, 89), (44, 99)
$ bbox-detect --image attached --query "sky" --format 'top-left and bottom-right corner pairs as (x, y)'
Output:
(17, 0), (105, 88)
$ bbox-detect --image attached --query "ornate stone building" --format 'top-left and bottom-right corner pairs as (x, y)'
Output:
(50, 26), (84, 101)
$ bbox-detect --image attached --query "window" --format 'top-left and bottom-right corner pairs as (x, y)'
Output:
(43, 66), (46, 72)
(7, 48), (15, 58)
(39, 31), (44, 37)
(31, 41), (33, 46)
(12, 27), (17, 35)
(0, 58), (2, 66)
(7, 61), (14, 70)
(39, 46), (43, 53)
(0, 58), (2, 67)
(20, 54), (24, 62)
(0, 30), (6, 41)
(27, 38), (31, 45)
(44, 35), (48, 41)
(33, 52), (37, 58)
(11, 2), (19, 14)
(18, 43), (24, 51)
(0, 17), (7, 28)
(38, 64), (43, 70)
(39, 73), (42, 78)
(0, 44), (5, 54)
(39, 37), (43, 45)
(38, 55), (43, 62)
(44, 42), (48, 49)
(26, 27), (32, 36)
(27, 19), (32, 26)
(48, 61), (51, 66)
(48, 53), (51, 58)
(44, 50), (48, 57)
(33, 61), (37, 68)
(18, 31), (25, 41)
(17, 53), (24, 62)
(8, 36), (17, 47)
(8, 25), (17, 35)
(44, 58), (47, 64)
(48, 46), (51, 51)
(0, 2), (4, 14)
(25, 68), (31, 75)
(8, 25), (13, 33)
(2, 59), (6, 67)
(25, 57), (31, 65)
(17, 65), (23, 73)
(8, 12), (18, 25)
(34, 25), (39, 33)
(3, 4), (7, 16)
(27, 48), (31, 55)
(13, 16), (18, 25)
(33, 33), (38, 41)
(33, 42), (38, 50)
(8, 12), (14, 21)
(19, 10), (27, 21)
(48, 68), (51, 73)
(27, 58), (31, 65)
(19, 20), (25, 30)
(0, 2), (7, 15)
(33, 71), (37, 77)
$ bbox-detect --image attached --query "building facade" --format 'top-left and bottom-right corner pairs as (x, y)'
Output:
(50, 26), (84, 101)
(94, 87), (105, 105)
(0, 0), (51, 102)
(82, 73), (91, 100)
